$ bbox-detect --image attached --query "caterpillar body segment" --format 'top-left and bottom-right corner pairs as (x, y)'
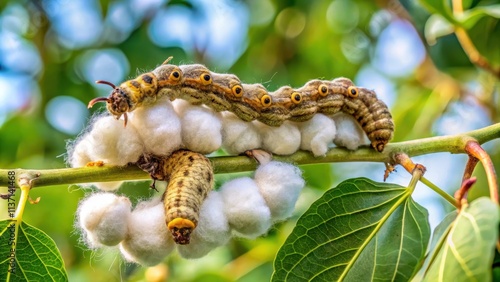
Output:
(136, 150), (214, 245)
(348, 88), (394, 151)
(89, 60), (394, 151)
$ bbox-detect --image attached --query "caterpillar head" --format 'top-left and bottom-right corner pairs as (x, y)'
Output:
(180, 64), (213, 88)
(212, 73), (243, 101)
(259, 86), (293, 126)
(89, 73), (159, 126)
(168, 218), (196, 245)
(331, 77), (359, 98)
(88, 80), (131, 126)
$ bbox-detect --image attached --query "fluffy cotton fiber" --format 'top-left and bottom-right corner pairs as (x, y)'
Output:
(172, 100), (223, 154)
(219, 177), (272, 239)
(119, 197), (175, 266)
(128, 98), (182, 156)
(297, 114), (336, 156)
(69, 115), (143, 167)
(254, 162), (305, 221)
(66, 114), (142, 190)
(177, 191), (231, 259)
(331, 113), (368, 150)
(254, 121), (301, 155)
(77, 193), (131, 247)
(221, 112), (262, 154)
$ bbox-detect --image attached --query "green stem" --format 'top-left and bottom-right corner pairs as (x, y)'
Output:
(6, 181), (30, 280)
(0, 123), (499, 189)
(420, 176), (458, 208)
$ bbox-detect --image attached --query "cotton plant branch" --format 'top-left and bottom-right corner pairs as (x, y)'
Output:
(0, 123), (499, 190)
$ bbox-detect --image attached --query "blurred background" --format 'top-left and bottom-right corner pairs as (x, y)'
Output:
(0, 0), (498, 281)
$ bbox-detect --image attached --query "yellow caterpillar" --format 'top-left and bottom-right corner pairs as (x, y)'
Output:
(136, 150), (213, 245)
(89, 57), (394, 152)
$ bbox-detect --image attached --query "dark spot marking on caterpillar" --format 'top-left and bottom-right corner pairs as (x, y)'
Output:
(197, 186), (203, 194)
(131, 80), (140, 88)
(142, 74), (153, 84)
(183, 170), (189, 177)
(177, 180), (184, 187)
(188, 156), (195, 162)
(206, 172), (212, 182)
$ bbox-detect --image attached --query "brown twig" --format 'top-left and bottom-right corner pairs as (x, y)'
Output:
(464, 141), (499, 205)
(462, 156), (479, 181)
(454, 177), (477, 209)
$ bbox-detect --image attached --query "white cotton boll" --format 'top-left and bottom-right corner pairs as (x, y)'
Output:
(77, 193), (131, 248)
(129, 98), (182, 156)
(68, 138), (93, 168)
(68, 115), (143, 167)
(297, 114), (336, 156)
(254, 121), (301, 155)
(332, 113), (369, 150)
(221, 112), (262, 154)
(219, 177), (272, 238)
(85, 115), (144, 166)
(119, 197), (175, 266)
(173, 100), (223, 154)
(177, 191), (231, 259)
(171, 99), (191, 116)
(254, 162), (305, 222)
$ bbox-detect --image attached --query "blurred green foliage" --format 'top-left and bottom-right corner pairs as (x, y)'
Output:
(0, 0), (499, 281)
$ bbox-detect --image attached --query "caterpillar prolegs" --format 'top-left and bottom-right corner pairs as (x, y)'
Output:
(89, 58), (394, 152)
(137, 150), (213, 245)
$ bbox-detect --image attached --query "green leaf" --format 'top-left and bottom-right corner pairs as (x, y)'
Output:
(423, 197), (499, 282)
(458, 5), (500, 29)
(424, 14), (455, 45)
(467, 15), (500, 66)
(0, 220), (68, 282)
(418, 0), (457, 24)
(272, 178), (430, 281)
(413, 211), (458, 281)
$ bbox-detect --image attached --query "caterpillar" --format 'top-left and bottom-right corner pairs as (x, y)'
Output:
(89, 57), (394, 152)
(136, 149), (214, 245)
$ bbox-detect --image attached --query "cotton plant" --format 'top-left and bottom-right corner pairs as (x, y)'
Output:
(69, 93), (368, 264)
(76, 157), (305, 264)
